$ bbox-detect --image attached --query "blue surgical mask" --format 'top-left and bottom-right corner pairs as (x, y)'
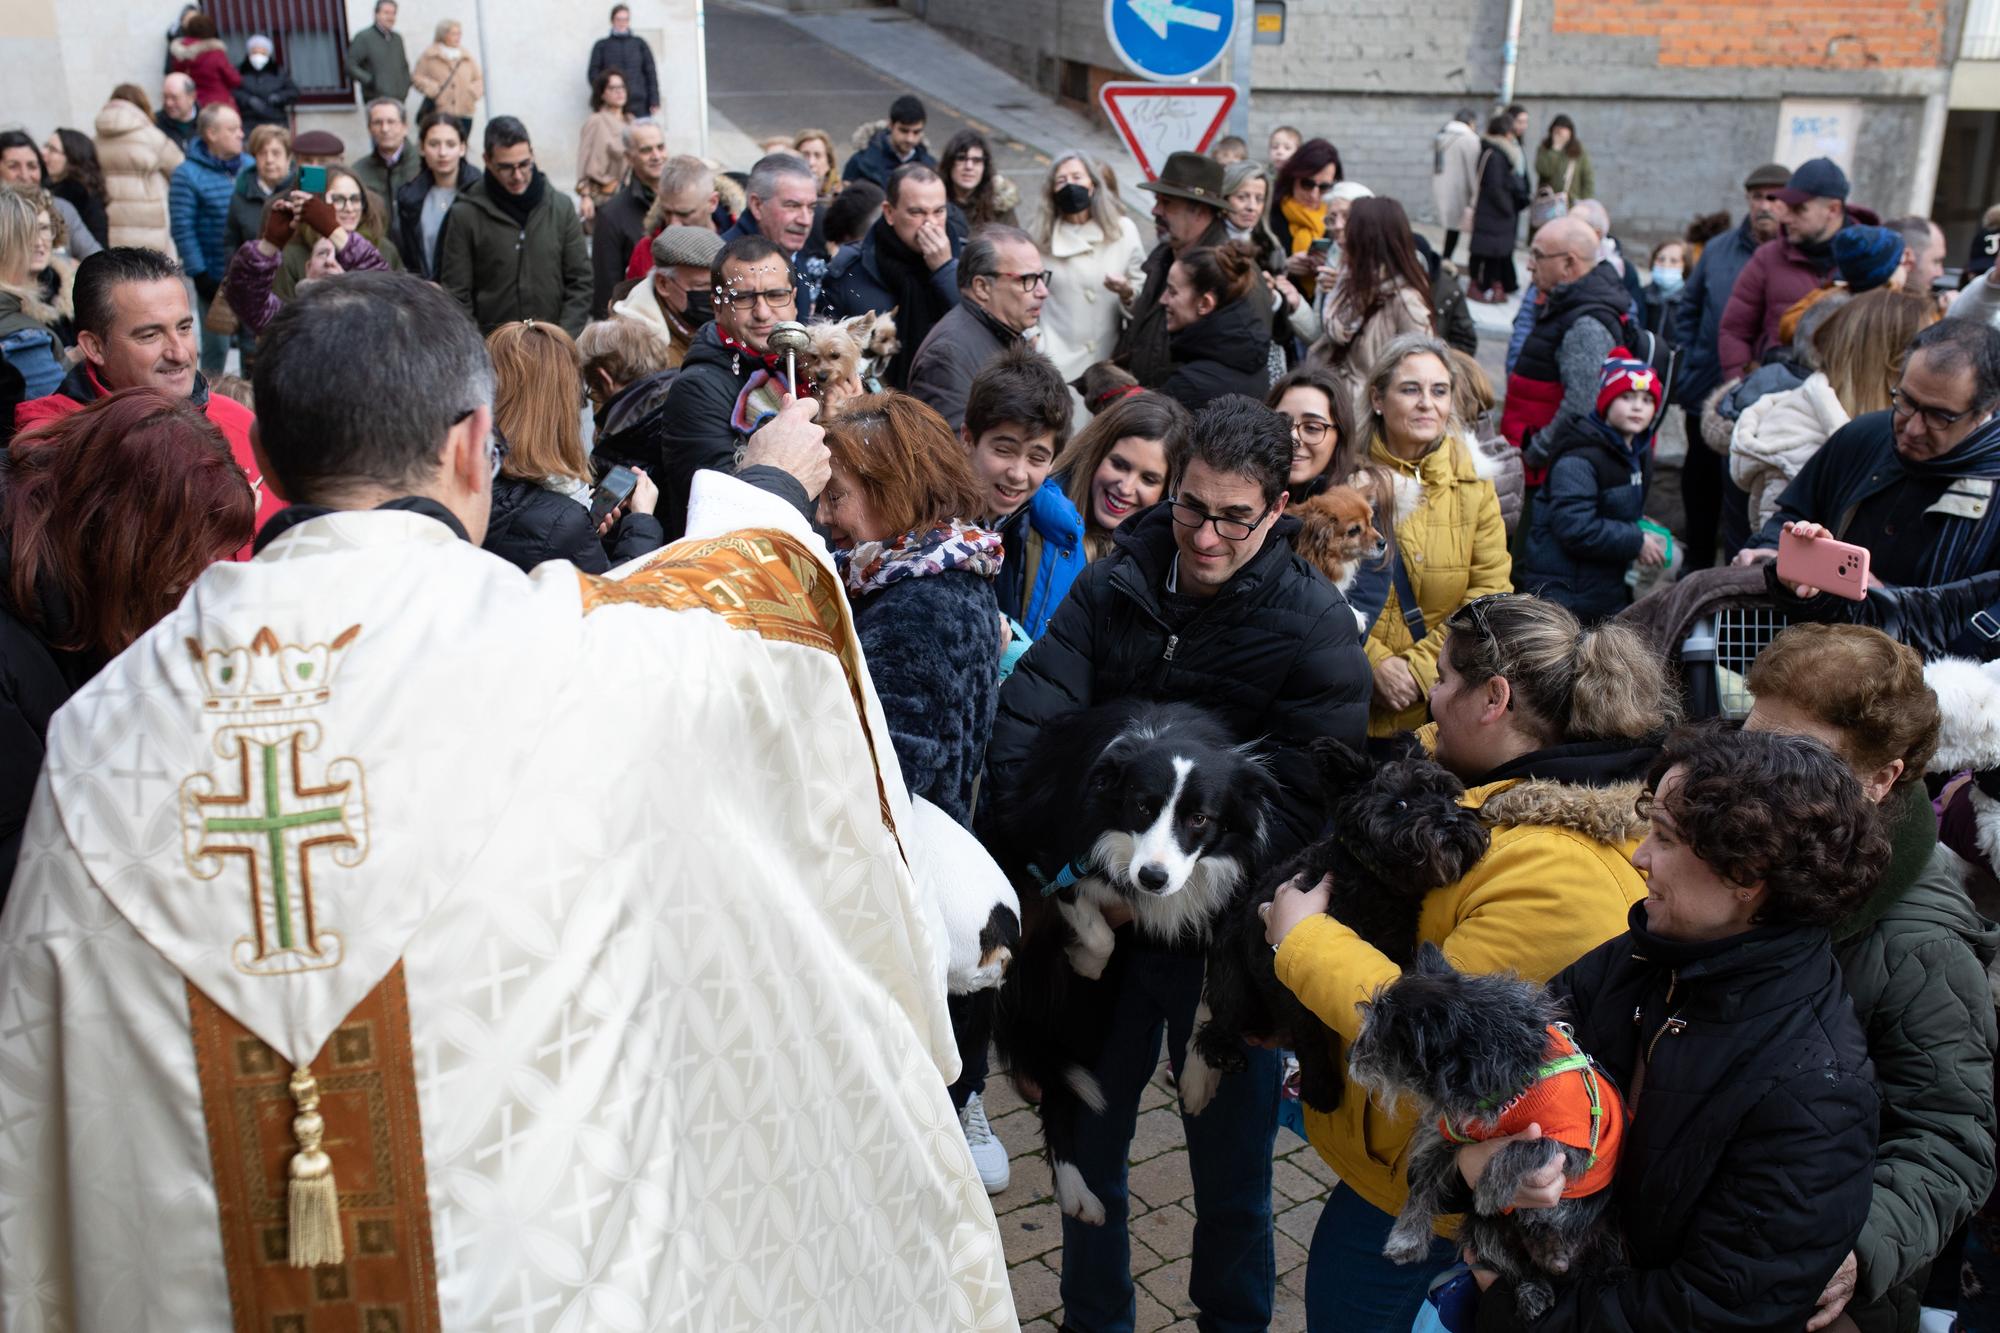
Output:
(1650, 265), (1684, 294)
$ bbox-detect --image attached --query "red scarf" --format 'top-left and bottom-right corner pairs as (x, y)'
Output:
(715, 329), (815, 398)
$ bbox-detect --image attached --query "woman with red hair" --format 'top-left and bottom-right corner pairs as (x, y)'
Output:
(1, 387), (255, 888)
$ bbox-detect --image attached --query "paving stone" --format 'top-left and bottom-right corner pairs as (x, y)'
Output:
(1288, 1146), (1339, 1186)
(1275, 1224), (1309, 1276)
(1139, 1256), (1199, 1321)
(1136, 1286), (1177, 1331)
(1271, 1279), (1310, 1332)
(1012, 1258), (1064, 1321)
(1000, 1206), (1065, 1264)
(1275, 1199), (1322, 1250)
(1128, 1148), (1194, 1212)
(1130, 1201), (1196, 1263)
(1130, 1106), (1186, 1163)
(1129, 1235), (1166, 1277)
(1021, 1321), (1060, 1333)
(1273, 1157), (1328, 1205)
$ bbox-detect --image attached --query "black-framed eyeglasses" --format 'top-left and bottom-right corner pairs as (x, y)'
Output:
(1890, 386), (1975, 433)
(1297, 178), (1336, 195)
(489, 157), (535, 177)
(1169, 497), (1272, 541)
(994, 270), (1052, 293)
(1290, 417), (1332, 447)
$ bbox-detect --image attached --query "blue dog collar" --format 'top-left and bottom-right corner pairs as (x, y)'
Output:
(1027, 857), (1094, 898)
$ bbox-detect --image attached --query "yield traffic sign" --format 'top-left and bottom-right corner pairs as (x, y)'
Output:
(1099, 82), (1238, 180)
(1104, 0), (1236, 80)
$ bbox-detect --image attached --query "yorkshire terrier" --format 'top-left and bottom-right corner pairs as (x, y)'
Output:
(1348, 945), (1628, 1321)
(1184, 737), (1490, 1115)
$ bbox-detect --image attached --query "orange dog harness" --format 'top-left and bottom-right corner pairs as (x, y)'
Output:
(1437, 1023), (1625, 1200)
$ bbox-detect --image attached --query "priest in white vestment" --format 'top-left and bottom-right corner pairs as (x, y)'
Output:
(0, 273), (1017, 1333)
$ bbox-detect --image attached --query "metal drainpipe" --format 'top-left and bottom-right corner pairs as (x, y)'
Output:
(1498, 0), (1524, 108)
(474, 0), (495, 117)
(695, 0), (712, 159)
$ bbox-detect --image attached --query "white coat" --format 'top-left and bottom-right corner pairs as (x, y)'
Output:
(1039, 214), (1147, 381)
(1729, 370), (1852, 533)
(1432, 119), (1482, 232)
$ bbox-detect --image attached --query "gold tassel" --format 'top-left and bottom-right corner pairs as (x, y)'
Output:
(286, 1065), (344, 1267)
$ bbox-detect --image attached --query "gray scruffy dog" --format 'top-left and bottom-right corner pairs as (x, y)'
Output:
(1348, 944), (1628, 1321)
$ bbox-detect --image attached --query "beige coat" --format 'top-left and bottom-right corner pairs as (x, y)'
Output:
(577, 109), (629, 198)
(93, 97), (184, 256)
(1039, 215), (1146, 381)
(1314, 280), (1432, 422)
(410, 44), (483, 119)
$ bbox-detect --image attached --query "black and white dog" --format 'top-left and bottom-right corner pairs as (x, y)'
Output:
(989, 701), (1278, 1223)
(1186, 737), (1492, 1116)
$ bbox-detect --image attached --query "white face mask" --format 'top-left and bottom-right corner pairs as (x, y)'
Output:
(248, 53), (270, 70)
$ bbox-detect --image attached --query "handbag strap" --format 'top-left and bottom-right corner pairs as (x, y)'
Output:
(1390, 548), (1427, 641)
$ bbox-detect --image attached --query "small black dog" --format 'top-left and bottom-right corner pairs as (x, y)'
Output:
(1348, 944), (1627, 1321)
(1185, 737), (1490, 1115)
(987, 700), (1279, 1223)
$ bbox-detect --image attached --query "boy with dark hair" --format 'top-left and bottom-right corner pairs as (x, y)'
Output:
(962, 342), (1082, 638)
(843, 93), (937, 189)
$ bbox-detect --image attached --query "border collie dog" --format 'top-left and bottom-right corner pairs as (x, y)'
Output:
(989, 700), (1278, 1223)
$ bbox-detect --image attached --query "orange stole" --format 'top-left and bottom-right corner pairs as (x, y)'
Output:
(187, 964), (441, 1333)
(578, 529), (904, 847)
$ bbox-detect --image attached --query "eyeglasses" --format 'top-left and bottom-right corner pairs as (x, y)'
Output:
(716, 286), (796, 310)
(489, 158), (535, 177)
(326, 193), (363, 208)
(1891, 386), (1976, 433)
(1290, 417), (1332, 447)
(993, 270), (1052, 293)
(1169, 497), (1272, 541)
(487, 424), (510, 479)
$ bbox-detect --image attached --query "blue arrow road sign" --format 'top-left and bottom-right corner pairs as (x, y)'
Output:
(1104, 0), (1235, 80)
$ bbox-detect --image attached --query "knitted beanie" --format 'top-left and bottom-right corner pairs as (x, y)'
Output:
(1831, 224), (1905, 294)
(1596, 349), (1663, 417)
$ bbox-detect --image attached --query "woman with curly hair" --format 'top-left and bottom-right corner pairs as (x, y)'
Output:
(1453, 725), (1886, 1332)
(1745, 625), (1998, 1333)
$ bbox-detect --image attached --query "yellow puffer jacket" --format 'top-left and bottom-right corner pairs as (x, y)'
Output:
(1273, 770), (1647, 1222)
(1365, 435), (1511, 736)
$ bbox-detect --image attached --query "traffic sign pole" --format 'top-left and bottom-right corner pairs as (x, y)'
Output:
(1227, 0), (1251, 140)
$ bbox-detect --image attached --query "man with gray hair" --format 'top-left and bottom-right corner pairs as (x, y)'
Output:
(0, 269), (1024, 1329)
(722, 152), (825, 313)
(592, 117), (671, 317)
(610, 224), (721, 365)
(157, 72), (199, 149)
(351, 96), (422, 203)
(908, 223), (1048, 430)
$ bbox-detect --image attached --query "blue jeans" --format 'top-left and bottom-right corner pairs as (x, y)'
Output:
(1060, 944), (1281, 1333)
(1305, 1183), (1456, 1332)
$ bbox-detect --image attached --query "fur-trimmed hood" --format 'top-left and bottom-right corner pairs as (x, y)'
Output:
(1473, 777), (1647, 844)
(1926, 656), (2000, 878)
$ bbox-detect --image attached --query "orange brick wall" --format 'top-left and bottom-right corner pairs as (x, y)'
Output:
(1553, 0), (1946, 69)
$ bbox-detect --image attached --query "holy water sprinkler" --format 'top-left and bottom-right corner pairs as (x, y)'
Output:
(768, 321), (810, 397)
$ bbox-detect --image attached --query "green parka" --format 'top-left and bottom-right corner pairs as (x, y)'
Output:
(437, 174), (590, 338)
(1835, 787), (2000, 1332)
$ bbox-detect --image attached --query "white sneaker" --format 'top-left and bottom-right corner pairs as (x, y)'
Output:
(959, 1091), (1010, 1194)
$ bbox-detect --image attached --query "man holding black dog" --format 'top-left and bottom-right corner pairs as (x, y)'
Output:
(982, 396), (1371, 1333)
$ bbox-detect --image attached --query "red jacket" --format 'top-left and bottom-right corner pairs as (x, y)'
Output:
(169, 38), (243, 109)
(14, 363), (282, 558)
(1716, 206), (1880, 381)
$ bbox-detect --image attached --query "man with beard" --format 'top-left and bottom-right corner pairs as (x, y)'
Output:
(437, 117), (590, 335)
(821, 163), (963, 388)
(1718, 157), (1871, 381)
(1114, 151), (1229, 389)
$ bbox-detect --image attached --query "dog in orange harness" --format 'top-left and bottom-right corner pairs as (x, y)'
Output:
(1349, 944), (1628, 1321)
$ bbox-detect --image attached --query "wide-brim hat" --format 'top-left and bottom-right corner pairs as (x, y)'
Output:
(1138, 151), (1226, 209)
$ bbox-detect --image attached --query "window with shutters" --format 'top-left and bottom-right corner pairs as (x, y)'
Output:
(207, 0), (356, 107)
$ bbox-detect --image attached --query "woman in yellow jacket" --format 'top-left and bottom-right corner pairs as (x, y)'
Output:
(1263, 595), (1677, 1331)
(1359, 333), (1513, 737)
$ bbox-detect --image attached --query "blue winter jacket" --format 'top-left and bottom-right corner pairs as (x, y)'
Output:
(169, 140), (250, 279)
(1516, 413), (1652, 622)
(1673, 215), (1763, 407)
(993, 479), (1088, 640)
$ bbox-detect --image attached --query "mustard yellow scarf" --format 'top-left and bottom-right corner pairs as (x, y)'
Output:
(1280, 195), (1327, 255)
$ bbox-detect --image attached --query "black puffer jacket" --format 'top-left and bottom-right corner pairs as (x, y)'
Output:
(982, 502), (1371, 861)
(650, 324), (756, 542)
(1158, 296), (1270, 411)
(1767, 564), (2000, 662)
(479, 474), (663, 575)
(1482, 903), (1880, 1332)
(853, 565), (1000, 825)
(1116, 217), (1230, 390)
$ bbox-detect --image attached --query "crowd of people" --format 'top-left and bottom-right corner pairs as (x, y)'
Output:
(6, 12), (2000, 1333)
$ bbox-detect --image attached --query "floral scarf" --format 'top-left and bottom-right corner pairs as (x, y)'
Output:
(834, 519), (1004, 598)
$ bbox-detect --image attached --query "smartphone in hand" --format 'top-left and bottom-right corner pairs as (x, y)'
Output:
(300, 164), (328, 194)
(1776, 526), (1871, 601)
(589, 465), (638, 526)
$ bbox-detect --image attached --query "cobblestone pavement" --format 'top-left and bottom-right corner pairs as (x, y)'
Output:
(981, 1052), (1333, 1332)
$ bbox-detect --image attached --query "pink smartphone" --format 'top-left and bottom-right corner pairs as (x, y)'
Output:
(1776, 527), (1871, 601)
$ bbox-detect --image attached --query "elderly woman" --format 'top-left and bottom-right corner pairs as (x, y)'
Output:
(411, 19), (483, 143)
(818, 392), (1008, 1187)
(1266, 593), (1674, 1328)
(1036, 153), (1145, 384)
(793, 128), (839, 198)
(1356, 332), (1511, 735)
(1744, 625), (1998, 1333)
(1454, 725), (1886, 1332)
